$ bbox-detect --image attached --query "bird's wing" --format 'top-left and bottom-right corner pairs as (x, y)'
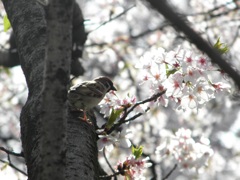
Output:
(70, 81), (104, 98)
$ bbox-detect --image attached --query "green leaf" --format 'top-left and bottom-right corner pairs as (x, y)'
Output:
(0, 67), (11, 76)
(131, 145), (143, 159)
(105, 108), (123, 129)
(213, 37), (229, 54)
(165, 63), (178, 78)
(3, 15), (11, 32)
(166, 68), (178, 78)
(1, 162), (9, 171)
(125, 175), (131, 180)
(4, 67), (11, 75)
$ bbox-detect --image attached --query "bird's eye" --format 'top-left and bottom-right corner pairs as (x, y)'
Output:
(106, 82), (111, 89)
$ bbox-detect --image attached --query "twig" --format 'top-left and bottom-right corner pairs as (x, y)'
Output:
(0, 147), (24, 157)
(0, 147), (26, 175)
(138, 146), (158, 179)
(103, 148), (117, 180)
(107, 90), (166, 134)
(162, 164), (177, 180)
(123, 107), (150, 124)
(131, 23), (169, 39)
(89, 5), (136, 33)
(123, 90), (166, 122)
(99, 171), (121, 179)
(86, 23), (169, 48)
(185, 1), (237, 17)
(0, 158), (27, 176)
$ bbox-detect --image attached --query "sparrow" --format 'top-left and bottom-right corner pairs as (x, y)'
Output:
(68, 76), (117, 120)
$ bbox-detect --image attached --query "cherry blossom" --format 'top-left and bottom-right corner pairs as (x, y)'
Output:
(98, 134), (118, 152)
(136, 47), (231, 111)
(156, 128), (213, 171)
(116, 155), (152, 180)
(117, 127), (132, 148)
(99, 91), (146, 120)
(97, 127), (133, 151)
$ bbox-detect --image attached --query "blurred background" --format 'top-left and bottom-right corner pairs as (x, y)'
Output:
(1, 0), (240, 179)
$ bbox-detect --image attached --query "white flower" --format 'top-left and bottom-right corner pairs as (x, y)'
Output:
(155, 128), (213, 171)
(164, 72), (184, 97)
(211, 82), (231, 94)
(97, 134), (117, 152)
(136, 46), (231, 111)
(117, 128), (132, 148)
(181, 92), (198, 110)
(194, 81), (213, 104)
(116, 155), (152, 179)
(99, 91), (119, 117)
(184, 67), (201, 84)
(135, 52), (153, 70)
(195, 55), (211, 70)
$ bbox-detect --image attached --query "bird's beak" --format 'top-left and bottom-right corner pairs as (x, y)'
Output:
(112, 85), (117, 91)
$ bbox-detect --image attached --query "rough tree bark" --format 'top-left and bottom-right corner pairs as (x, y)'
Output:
(2, 0), (99, 179)
(39, 0), (72, 179)
(0, 1), (86, 77)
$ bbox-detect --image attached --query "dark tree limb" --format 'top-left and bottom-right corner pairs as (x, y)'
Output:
(146, 0), (240, 89)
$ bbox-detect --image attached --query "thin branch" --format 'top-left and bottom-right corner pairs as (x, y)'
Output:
(0, 158), (27, 176)
(185, 1), (237, 17)
(86, 22), (169, 49)
(0, 147), (26, 175)
(125, 90), (166, 118)
(131, 22), (170, 39)
(107, 90), (166, 134)
(123, 108), (150, 124)
(99, 171), (121, 179)
(89, 5), (136, 33)
(103, 148), (117, 180)
(209, 7), (240, 18)
(86, 24), (167, 48)
(142, 150), (157, 179)
(0, 147), (24, 157)
(162, 164), (177, 180)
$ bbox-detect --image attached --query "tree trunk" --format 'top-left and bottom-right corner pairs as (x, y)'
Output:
(39, 0), (72, 179)
(2, 0), (99, 179)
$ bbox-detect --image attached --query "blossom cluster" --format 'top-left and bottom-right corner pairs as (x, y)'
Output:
(97, 127), (132, 151)
(98, 91), (149, 152)
(97, 46), (229, 178)
(116, 155), (152, 180)
(156, 128), (213, 171)
(99, 91), (146, 118)
(135, 47), (231, 111)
